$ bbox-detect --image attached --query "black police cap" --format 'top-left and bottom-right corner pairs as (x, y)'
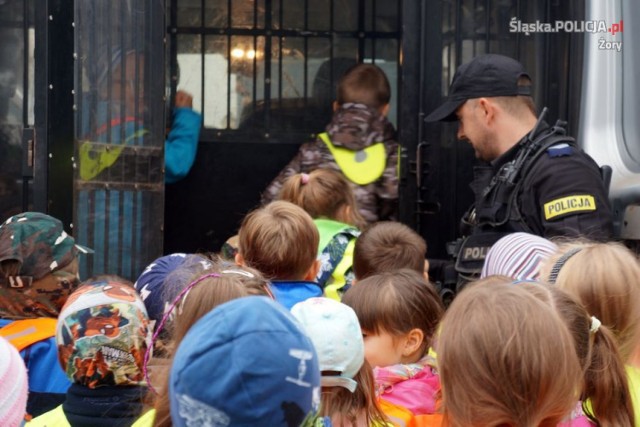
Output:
(425, 54), (532, 122)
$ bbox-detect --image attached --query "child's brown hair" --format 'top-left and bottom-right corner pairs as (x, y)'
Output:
(342, 269), (443, 356)
(320, 359), (388, 426)
(151, 261), (271, 427)
(279, 169), (365, 229)
(540, 241), (640, 362)
(521, 282), (635, 427)
(238, 201), (319, 280)
(437, 281), (582, 427)
(337, 63), (391, 109)
(353, 221), (427, 279)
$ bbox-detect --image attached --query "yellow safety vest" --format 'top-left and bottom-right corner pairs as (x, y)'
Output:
(319, 132), (386, 185)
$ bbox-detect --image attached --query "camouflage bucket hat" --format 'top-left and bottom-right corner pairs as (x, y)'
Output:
(0, 212), (92, 284)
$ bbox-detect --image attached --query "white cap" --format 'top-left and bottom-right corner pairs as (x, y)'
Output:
(291, 297), (364, 392)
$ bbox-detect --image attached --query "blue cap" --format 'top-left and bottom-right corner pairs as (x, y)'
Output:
(169, 296), (321, 427)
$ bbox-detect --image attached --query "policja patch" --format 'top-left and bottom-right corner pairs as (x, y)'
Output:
(543, 195), (596, 220)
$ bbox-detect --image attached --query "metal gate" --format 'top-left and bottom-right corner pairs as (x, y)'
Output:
(74, 0), (165, 280)
(0, 1), (35, 220)
(164, 0), (405, 254)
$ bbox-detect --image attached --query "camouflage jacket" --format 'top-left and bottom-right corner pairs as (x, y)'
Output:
(262, 103), (399, 223)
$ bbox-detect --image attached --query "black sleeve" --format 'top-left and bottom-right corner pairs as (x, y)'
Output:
(522, 149), (614, 240)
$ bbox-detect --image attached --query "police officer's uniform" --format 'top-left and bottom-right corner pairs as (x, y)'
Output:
(471, 121), (613, 240)
(426, 54), (613, 280)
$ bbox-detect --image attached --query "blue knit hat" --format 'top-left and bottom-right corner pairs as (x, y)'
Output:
(169, 296), (321, 427)
(134, 253), (212, 329)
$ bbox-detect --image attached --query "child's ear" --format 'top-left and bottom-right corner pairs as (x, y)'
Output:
(380, 103), (390, 117)
(402, 328), (425, 358)
(337, 205), (352, 225)
(333, 101), (340, 112)
(234, 252), (245, 267)
(304, 260), (321, 281)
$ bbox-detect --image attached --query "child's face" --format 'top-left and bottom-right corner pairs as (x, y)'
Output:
(362, 328), (406, 368)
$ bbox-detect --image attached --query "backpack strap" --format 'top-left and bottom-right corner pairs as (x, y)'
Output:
(0, 318), (57, 352)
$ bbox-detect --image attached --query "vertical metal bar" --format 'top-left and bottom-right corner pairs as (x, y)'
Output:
(358, 0), (365, 62)
(485, 0), (491, 52)
(88, 1), (97, 135)
(371, 0), (376, 62)
(119, 1), (126, 149)
(226, 0), (231, 129)
(88, 191), (95, 276)
(263, 0), (272, 132)
(455, 0), (462, 66)
(472, 0), (477, 55)
(22, 0), (30, 210)
(253, 0), (258, 115)
(303, 0), (309, 106)
(106, 1), (113, 145)
(22, 0), (29, 126)
(277, 0), (283, 110)
(330, 0), (334, 92)
(170, 0), (178, 111)
(200, 0), (206, 120)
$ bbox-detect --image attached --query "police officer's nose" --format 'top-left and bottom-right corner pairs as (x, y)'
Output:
(457, 124), (466, 141)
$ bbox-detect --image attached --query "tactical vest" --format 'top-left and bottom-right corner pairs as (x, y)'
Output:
(473, 121), (575, 233)
(319, 132), (386, 185)
(455, 121), (575, 279)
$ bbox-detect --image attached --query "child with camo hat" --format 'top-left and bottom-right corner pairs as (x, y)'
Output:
(0, 212), (87, 418)
(27, 276), (152, 426)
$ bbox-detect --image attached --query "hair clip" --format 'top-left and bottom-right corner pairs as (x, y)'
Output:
(590, 316), (601, 334)
(301, 173), (310, 184)
(220, 269), (255, 278)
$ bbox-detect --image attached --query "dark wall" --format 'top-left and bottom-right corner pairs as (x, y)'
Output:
(164, 141), (300, 255)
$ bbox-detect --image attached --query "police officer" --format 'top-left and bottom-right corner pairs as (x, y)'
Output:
(425, 54), (613, 286)
(426, 54), (613, 243)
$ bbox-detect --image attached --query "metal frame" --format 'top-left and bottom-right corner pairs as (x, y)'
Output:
(168, 0), (403, 143)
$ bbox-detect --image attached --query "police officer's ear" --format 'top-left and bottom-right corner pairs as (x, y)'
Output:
(333, 101), (339, 112)
(477, 98), (497, 124)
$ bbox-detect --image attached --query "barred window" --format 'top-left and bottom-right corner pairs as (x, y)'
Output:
(169, 0), (402, 141)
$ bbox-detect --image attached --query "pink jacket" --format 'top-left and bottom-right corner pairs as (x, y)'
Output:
(374, 356), (440, 415)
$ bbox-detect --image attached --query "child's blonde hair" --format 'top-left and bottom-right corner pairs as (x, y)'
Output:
(540, 241), (640, 362)
(520, 282), (635, 427)
(437, 281), (582, 427)
(342, 269), (443, 356)
(279, 169), (365, 229)
(151, 261), (271, 427)
(238, 201), (319, 280)
(352, 222), (427, 279)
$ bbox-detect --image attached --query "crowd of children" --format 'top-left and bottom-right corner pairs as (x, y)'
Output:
(0, 62), (638, 427)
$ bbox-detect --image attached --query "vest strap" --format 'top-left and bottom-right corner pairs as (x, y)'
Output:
(319, 132), (386, 185)
(324, 237), (356, 301)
